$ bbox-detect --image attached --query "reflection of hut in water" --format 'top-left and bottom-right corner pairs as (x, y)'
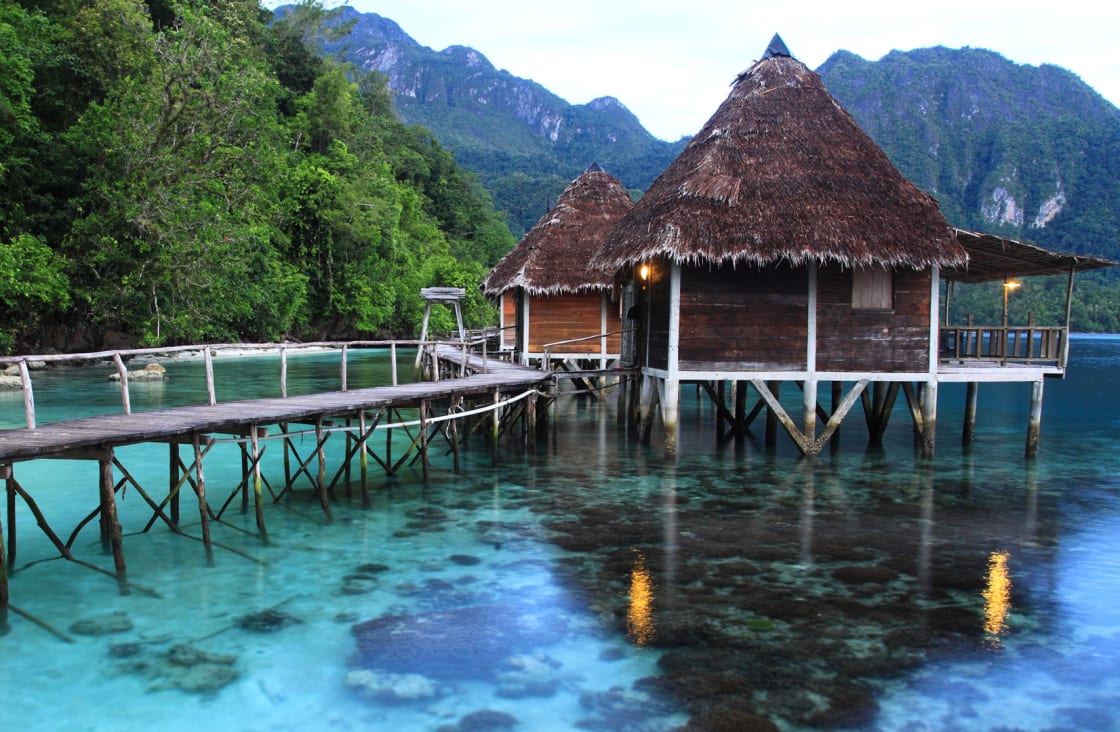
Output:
(593, 34), (1112, 456)
(482, 164), (632, 370)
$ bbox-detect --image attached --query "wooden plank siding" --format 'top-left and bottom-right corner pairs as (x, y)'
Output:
(526, 293), (621, 353)
(500, 291), (517, 350)
(816, 266), (931, 372)
(677, 264), (808, 370)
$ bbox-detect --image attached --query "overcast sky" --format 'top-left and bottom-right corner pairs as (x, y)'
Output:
(333, 1), (1120, 141)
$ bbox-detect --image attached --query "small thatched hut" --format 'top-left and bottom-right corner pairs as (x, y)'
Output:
(483, 163), (632, 368)
(593, 35), (969, 454)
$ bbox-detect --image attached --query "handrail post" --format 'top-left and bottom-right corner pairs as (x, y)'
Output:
(204, 348), (216, 406)
(341, 344), (349, 391)
(18, 360), (35, 430)
(390, 342), (398, 386)
(280, 344), (288, 398)
(112, 353), (132, 415)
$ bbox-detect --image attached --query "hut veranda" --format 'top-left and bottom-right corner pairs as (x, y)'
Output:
(590, 35), (1112, 457)
(483, 164), (631, 370)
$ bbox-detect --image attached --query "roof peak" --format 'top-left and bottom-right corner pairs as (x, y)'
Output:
(763, 33), (791, 60)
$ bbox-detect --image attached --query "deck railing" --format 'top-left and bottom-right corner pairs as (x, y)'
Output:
(541, 329), (630, 371)
(0, 340), (460, 430)
(939, 325), (1067, 368)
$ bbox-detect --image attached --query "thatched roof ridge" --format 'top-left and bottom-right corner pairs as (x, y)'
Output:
(483, 165), (634, 297)
(593, 47), (968, 273)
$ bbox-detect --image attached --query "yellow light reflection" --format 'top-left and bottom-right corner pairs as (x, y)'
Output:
(627, 550), (654, 646)
(982, 550), (1012, 649)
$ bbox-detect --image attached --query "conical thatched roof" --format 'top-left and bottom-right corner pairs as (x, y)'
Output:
(483, 164), (634, 297)
(593, 35), (967, 272)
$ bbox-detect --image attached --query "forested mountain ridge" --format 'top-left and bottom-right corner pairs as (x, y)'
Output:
(327, 7), (1120, 328)
(0, 0), (511, 353)
(320, 6), (686, 236)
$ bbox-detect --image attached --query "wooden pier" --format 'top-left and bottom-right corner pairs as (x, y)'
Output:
(0, 341), (556, 624)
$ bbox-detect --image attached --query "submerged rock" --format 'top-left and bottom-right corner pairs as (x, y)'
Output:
(115, 642), (240, 695)
(70, 611), (134, 636)
(234, 608), (302, 633)
(344, 669), (442, 703)
(350, 604), (568, 680)
(458, 709), (519, 731)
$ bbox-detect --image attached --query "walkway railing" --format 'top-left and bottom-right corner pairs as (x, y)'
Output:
(540, 329), (630, 371)
(939, 325), (1067, 367)
(0, 340), (463, 430)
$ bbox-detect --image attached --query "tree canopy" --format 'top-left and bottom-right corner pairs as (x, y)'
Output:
(0, 0), (513, 353)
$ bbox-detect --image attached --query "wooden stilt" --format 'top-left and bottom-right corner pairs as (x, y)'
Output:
(803, 379), (818, 442)
(5, 464), (14, 570)
(963, 382), (979, 447)
(250, 424), (268, 543)
(830, 381), (843, 452)
(420, 400), (431, 482)
(1026, 379), (1044, 458)
(734, 381), (747, 436)
(169, 443), (180, 526)
(450, 400), (462, 472)
(492, 390), (501, 464)
(920, 381), (938, 459)
(315, 417), (333, 523)
(193, 433), (214, 565)
(358, 411), (370, 505)
(765, 380), (780, 448)
(1, 464), (9, 632)
(659, 378), (680, 455)
(98, 452), (129, 594)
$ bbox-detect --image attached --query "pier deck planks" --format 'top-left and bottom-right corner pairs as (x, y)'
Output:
(0, 363), (549, 464)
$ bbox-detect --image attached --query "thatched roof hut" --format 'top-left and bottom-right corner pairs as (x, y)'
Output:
(593, 35), (968, 273)
(483, 163), (633, 297)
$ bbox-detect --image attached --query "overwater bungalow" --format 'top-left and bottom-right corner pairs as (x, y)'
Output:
(592, 35), (1112, 456)
(482, 163), (632, 370)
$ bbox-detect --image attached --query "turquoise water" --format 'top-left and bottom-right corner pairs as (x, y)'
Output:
(2, 340), (1119, 731)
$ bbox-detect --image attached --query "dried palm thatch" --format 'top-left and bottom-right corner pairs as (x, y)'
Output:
(482, 164), (634, 297)
(593, 37), (968, 273)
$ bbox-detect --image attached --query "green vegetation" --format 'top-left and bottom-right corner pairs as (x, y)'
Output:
(0, 0), (512, 353)
(819, 48), (1120, 331)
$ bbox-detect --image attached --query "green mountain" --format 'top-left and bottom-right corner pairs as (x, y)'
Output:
(325, 6), (685, 236)
(817, 47), (1120, 261)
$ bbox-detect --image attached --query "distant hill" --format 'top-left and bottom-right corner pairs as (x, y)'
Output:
(323, 6), (685, 236)
(817, 46), (1120, 262)
(324, 7), (1120, 327)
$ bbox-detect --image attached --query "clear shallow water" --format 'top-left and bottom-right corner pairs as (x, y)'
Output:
(2, 339), (1119, 731)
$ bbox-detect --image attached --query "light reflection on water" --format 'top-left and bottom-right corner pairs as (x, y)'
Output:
(0, 336), (1119, 730)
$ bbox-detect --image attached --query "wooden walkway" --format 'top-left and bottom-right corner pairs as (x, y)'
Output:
(0, 344), (556, 623)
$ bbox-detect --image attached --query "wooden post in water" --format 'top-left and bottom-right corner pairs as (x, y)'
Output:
(390, 343), (398, 386)
(830, 382), (843, 451)
(5, 464), (15, 570)
(168, 443), (181, 526)
(1026, 379), (1044, 458)
(420, 400), (430, 482)
(358, 411), (370, 504)
(1, 464), (9, 631)
(193, 433), (214, 565)
(98, 451), (129, 594)
(920, 381), (938, 459)
(491, 390), (501, 464)
(315, 417), (333, 523)
(963, 382), (979, 447)
(765, 381), (780, 448)
(250, 424), (268, 543)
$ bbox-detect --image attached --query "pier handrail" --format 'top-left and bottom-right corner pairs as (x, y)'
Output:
(939, 324), (1068, 368)
(540, 329), (632, 372)
(0, 339), (461, 430)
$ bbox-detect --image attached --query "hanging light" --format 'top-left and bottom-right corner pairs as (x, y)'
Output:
(638, 263), (650, 281)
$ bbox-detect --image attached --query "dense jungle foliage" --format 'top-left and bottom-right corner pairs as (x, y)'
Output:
(0, 0), (513, 354)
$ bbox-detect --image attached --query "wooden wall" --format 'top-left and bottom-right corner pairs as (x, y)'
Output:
(500, 291), (517, 350)
(677, 264), (808, 370)
(638, 261), (932, 373)
(816, 266), (931, 372)
(527, 292), (621, 353)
